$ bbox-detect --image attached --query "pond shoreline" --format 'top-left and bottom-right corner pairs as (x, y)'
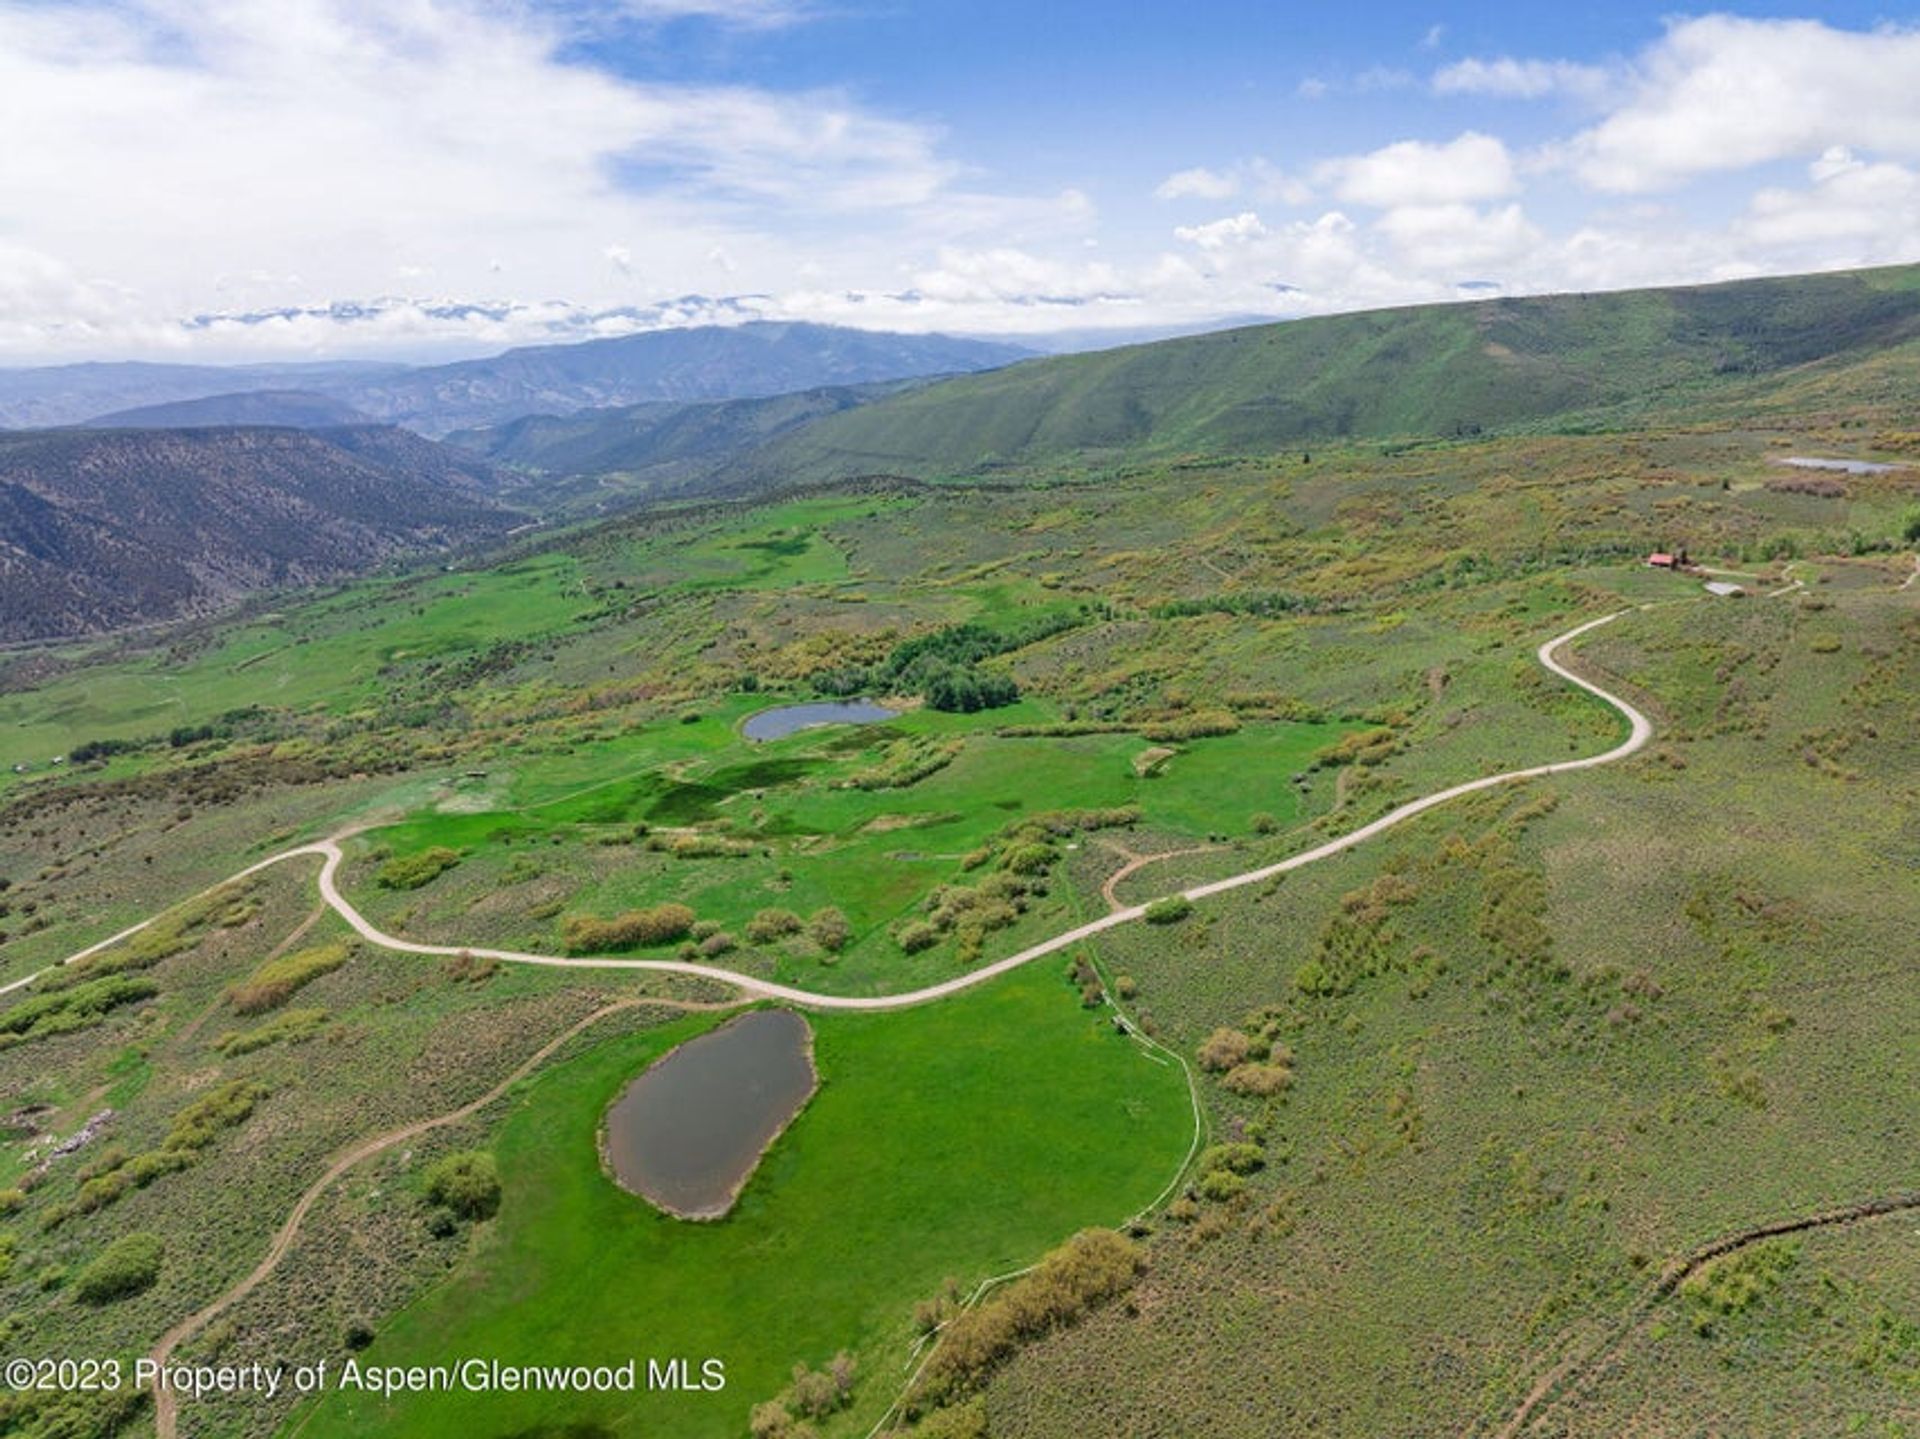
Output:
(597, 1008), (820, 1223)
(740, 698), (901, 743)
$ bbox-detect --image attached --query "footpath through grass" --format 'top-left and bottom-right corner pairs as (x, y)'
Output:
(293, 961), (1191, 1438)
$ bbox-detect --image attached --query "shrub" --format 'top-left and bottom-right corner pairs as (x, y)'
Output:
(998, 843), (1053, 877)
(167, 1080), (269, 1151)
(1198, 1169), (1248, 1202)
(1196, 1027), (1250, 1072)
(376, 847), (462, 890)
(214, 1008), (329, 1056)
(1197, 1142), (1265, 1176)
(74, 1232), (163, 1304)
(560, 904), (697, 953)
(1141, 711), (1240, 742)
(1143, 896), (1192, 925)
(1221, 1062), (1293, 1097)
(806, 908), (850, 953)
(0, 977), (158, 1046)
(0, 1189), (23, 1216)
(914, 1229), (1141, 1405)
(745, 909), (804, 945)
(422, 1151), (501, 1221)
(896, 921), (939, 954)
(227, 942), (350, 1014)
(913, 1398), (988, 1439)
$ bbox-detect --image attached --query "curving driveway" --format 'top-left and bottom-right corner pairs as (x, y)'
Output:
(16, 609), (1653, 1012)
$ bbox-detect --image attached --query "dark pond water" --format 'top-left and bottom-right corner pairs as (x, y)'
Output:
(741, 699), (899, 742)
(602, 1009), (816, 1219)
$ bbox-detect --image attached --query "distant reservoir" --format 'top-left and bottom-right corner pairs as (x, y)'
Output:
(602, 1009), (817, 1220)
(1777, 456), (1903, 475)
(742, 699), (899, 742)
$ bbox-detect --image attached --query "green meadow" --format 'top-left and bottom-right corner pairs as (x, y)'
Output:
(294, 962), (1192, 1438)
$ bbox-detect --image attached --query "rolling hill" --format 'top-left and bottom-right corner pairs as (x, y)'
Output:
(0, 426), (513, 642)
(445, 378), (926, 501)
(333, 322), (1032, 435)
(84, 389), (371, 430)
(749, 264), (1920, 480)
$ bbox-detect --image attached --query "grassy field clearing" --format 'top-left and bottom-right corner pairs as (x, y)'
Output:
(293, 961), (1192, 1439)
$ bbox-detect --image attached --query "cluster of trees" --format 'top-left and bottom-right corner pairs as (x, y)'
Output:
(1149, 589), (1318, 620)
(561, 903), (696, 953)
(814, 612), (1085, 713)
(909, 1229), (1142, 1409)
(748, 1352), (857, 1439)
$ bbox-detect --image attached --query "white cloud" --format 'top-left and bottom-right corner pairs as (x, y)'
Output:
(616, 0), (809, 25)
(1156, 167), (1239, 202)
(1432, 56), (1611, 101)
(1375, 203), (1541, 270)
(1155, 160), (1310, 206)
(1562, 16), (1920, 192)
(1317, 132), (1518, 207)
(0, 0), (992, 355)
(1737, 148), (1920, 259)
(1174, 212), (1268, 251)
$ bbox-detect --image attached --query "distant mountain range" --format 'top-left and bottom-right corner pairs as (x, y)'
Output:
(0, 323), (1032, 437)
(8, 265), (1919, 642)
(445, 264), (1920, 497)
(84, 389), (372, 430)
(327, 323), (1030, 435)
(0, 426), (511, 642)
(444, 378), (929, 507)
(0, 361), (403, 431)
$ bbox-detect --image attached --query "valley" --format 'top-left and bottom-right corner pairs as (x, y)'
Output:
(0, 268), (1916, 1439)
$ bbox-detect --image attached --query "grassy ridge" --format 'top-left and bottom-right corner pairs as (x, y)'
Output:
(762, 264), (1920, 478)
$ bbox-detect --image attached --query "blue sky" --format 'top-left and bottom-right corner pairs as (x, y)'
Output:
(2, 0), (1918, 359)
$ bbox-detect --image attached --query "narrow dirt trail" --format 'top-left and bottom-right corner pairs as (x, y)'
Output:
(1485, 1190), (1920, 1439)
(146, 994), (734, 1439)
(1097, 841), (1227, 911)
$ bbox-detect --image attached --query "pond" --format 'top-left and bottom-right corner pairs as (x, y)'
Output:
(601, 1009), (817, 1220)
(1778, 456), (1902, 475)
(741, 699), (899, 742)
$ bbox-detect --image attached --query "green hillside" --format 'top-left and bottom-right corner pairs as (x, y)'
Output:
(759, 264), (1920, 478)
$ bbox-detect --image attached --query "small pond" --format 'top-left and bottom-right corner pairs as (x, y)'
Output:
(742, 699), (899, 742)
(1778, 456), (1902, 475)
(602, 1009), (816, 1220)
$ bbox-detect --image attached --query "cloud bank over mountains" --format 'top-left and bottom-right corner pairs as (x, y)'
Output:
(2, 4), (1917, 360)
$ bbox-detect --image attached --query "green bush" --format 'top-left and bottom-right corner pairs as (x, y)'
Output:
(560, 904), (697, 953)
(807, 907), (851, 953)
(228, 943), (350, 1014)
(376, 846), (462, 890)
(214, 1008), (328, 1056)
(1143, 896), (1193, 924)
(913, 1229), (1140, 1405)
(422, 1151), (501, 1221)
(745, 908), (804, 945)
(0, 976), (158, 1045)
(73, 1232), (163, 1304)
(896, 920), (939, 954)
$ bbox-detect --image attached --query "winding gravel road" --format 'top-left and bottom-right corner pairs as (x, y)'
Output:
(15, 608), (1653, 1012)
